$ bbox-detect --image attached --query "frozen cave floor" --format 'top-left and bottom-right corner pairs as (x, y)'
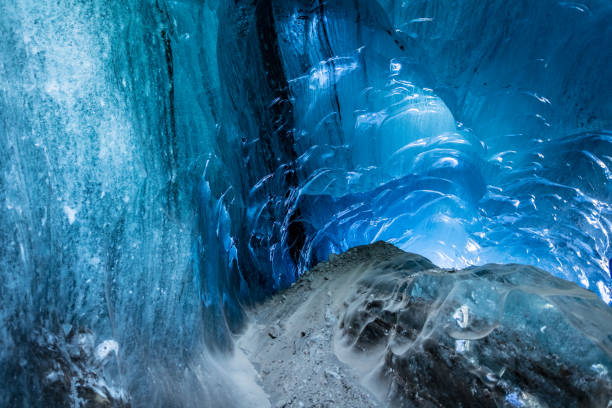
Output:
(238, 242), (612, 408)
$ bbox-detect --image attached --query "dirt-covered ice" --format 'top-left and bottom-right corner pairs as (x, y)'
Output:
(238, 242), (612, 408)
(237, 243), (402, 407)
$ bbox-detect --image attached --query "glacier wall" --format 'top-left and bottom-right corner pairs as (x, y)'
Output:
(267, 0), (612, 292)
(0, 1), (234, 405)
(0, 0), (610, 405)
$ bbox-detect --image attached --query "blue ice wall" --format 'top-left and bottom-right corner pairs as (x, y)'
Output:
(264, 0), (612, 300)
(0, 0), (610, 405)
(0, 1), (235, 405)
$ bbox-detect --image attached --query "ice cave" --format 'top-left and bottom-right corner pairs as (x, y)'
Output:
(0, 0), (611, 407)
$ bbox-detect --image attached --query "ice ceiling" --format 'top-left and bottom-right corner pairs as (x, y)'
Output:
(0, 0), (610, 405)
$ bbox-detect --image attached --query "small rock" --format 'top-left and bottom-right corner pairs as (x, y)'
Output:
(324, 369), (341, 380)
(268, 324), (281, 339)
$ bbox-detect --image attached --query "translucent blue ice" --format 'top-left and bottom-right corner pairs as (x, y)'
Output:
(0, 0), (610, 405)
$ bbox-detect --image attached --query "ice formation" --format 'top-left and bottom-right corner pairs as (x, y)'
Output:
(0, 0), (610, 406)
(334, 244), (612, 407)
(240, 242), (612, 407)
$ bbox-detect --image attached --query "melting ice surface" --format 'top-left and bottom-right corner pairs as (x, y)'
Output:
(0, 0), (610, 405)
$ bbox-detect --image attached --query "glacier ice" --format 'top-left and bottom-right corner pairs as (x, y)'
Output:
(0, 0), (610, 405)
(333, 243), (612, 408)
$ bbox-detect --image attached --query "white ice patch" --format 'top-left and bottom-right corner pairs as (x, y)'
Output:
(597, 281), (611, 304)
(453, 305), (470, 328)
(95, 339), (119, 361)
(63, 205), (77, 224)
(591, 363), (608, 378)
(455, 339), (470, 353)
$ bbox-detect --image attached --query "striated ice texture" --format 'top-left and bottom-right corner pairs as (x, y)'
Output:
(0, 0), (610, 405)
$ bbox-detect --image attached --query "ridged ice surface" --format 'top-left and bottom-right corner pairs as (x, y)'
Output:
(0, 0), (610, 406)
(268, 0), (612, 297)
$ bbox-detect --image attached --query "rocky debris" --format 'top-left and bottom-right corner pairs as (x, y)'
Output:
(240, 241), (612, 408)
(337, 249), (612, 408)
(237, 245), (395, 407)
(28, 327), (129, 407)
